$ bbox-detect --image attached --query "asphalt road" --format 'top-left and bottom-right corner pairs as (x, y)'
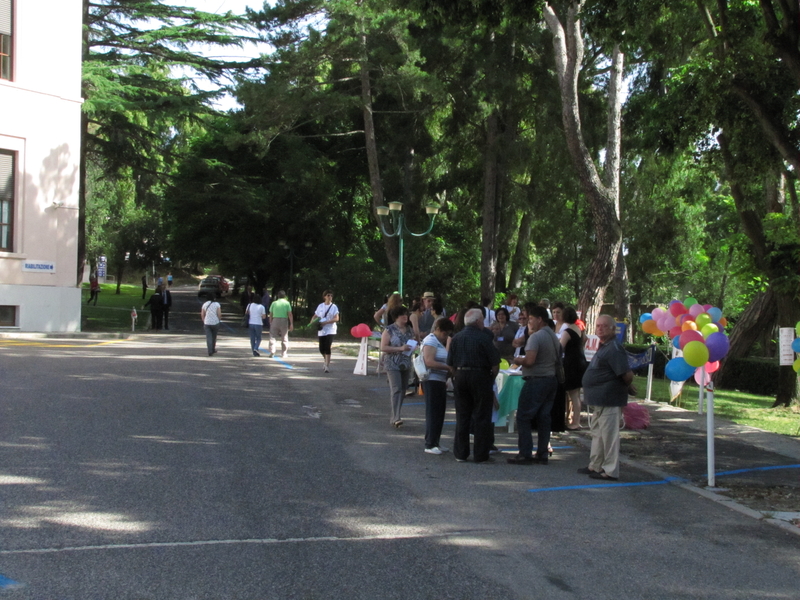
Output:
(0, 289), (798, 598)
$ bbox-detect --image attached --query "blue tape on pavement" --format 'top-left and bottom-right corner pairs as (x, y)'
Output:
(0, 574), (22, 589)
(716, 464), (800, 477)
(528, 476), (687, 493)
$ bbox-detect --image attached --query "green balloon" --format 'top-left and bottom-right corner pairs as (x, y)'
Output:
(701, 323), (719, 338)
(695, 313), (712, 328)
(683, 340), (709, 368)
(684, 297), (698, 307)
(796, 321), (800, 337)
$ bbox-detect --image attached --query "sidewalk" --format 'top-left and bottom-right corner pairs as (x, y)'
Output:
(561, 397), (800, 529)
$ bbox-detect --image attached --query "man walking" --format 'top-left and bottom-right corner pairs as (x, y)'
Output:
(579, 315), (635, 480)
(162, 286), (172, 330)
(201, 297), (222, 356)
(447, 308), (501, 463)
(268, 290), (293, 358)
(507, 306), (559, 465)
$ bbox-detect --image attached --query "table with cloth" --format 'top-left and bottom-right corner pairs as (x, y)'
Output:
(495, 370), (525, 431)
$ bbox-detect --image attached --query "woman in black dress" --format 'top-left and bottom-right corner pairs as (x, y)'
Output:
(560, 306), (587, 429)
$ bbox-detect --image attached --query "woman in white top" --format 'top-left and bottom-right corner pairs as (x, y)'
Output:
(422, 318), (455, 454)
(311, 290), (339, 372)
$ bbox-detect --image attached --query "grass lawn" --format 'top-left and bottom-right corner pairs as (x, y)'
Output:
(634, 374), (800, 437)
(81, 283), (147, 331)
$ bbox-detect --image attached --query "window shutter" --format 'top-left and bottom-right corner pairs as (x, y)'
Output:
(0, 152), (12, 201)
(0, 0), (10, 37)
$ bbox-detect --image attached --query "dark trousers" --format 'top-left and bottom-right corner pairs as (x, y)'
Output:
(163, 308), (170, 330)
(150, 309), (163, 330)
(516, 375), (558, 458)
(453, 370), (494, 462)
(423, 379), (447, 449)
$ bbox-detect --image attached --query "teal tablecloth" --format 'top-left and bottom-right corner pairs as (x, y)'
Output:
(496, 371), (524, 429)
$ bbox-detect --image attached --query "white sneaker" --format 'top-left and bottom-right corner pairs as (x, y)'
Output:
(323, 364), (329, 373)
(437, 446), (450, 453)
(424, 447), (443, 455)
(282, 353), (288, 359)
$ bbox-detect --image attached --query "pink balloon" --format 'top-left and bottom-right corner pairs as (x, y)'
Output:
(652, 307), (666, 319)
(670, 302), (688, 317)
(705, 360), (719, 373)
(680, 314), (695, 324)
(351, 323), (373, 338)
(658, 316), (673, 332)
(689, 304), (705, 317)
(669, 326), (682, 339)
(703, 304), (713, 311)
(681, 330), (705, 345)
(694, 368), (711, 386)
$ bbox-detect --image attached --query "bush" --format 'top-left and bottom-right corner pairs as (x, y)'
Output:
(716, 357), (779, 396)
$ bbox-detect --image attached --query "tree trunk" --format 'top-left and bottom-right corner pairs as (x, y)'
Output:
(360, 30), (398, 273)
(543, 2), (625, 332)
(508, 211), (533, 290)
(613, 246), (632, 342)
(773, 290), (800, 406)
(480, 111), (500, 303)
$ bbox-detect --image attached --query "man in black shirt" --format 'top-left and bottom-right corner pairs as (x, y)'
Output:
(447, 308), (501, 463)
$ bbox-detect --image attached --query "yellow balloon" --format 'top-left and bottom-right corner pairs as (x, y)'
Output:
(794, 358), (800, 373)
(683, 340), (710, 368)
(796, 321), (800, 337)
(695, 313), (712, 328)
(499, 359), (509, 370)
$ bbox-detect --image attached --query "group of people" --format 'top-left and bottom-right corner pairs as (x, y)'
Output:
(201, 287), (338, 371)
(378, 292), (635, 481)
(143, 285), (173, 331)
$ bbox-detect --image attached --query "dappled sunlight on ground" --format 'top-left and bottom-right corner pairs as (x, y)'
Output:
(1, 501), (154, 533)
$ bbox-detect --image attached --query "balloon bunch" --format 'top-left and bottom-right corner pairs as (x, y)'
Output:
(641, 298), (731, 384)
(793, 322), (800, 373)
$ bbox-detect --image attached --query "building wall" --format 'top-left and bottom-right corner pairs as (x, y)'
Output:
(0, 0), (83, 331)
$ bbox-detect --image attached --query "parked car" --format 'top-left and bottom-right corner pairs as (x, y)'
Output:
(198, 276), (228, 299)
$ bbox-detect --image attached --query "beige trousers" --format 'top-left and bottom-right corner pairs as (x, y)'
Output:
(588, 405), (622, 479)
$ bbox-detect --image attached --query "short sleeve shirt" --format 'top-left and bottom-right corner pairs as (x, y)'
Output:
(582, 339), (630, 407)
(522, 328), (559, 377)
(203, 301), (221, 325)
(270, 298), (292, 319)
(315, 303), (339, 336)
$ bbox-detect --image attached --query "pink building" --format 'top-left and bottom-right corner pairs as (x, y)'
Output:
(0, 0), (83, 331)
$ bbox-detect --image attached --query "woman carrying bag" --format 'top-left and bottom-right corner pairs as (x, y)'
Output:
(311, 290), (339, 372)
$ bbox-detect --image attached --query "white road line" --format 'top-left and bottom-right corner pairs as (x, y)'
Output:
(0, 530), (489, 556)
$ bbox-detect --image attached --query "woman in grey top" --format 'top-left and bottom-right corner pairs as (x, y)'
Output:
(380, 306), (415, 428)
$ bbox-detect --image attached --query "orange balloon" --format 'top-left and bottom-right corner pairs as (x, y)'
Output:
(719, 317), (728, 327)
(681, 321), (698, 332)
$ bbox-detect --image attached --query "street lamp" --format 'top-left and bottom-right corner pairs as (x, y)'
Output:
(375, 202), (441, 297)
(279, 240), (312, 306)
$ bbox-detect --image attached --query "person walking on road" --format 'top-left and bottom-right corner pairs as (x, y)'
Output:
(161, 286), (173, 330)
(447, 308), (501, 463)
(311, 290), (339, 372)
(507, 306), (560, 465)
(246, 294), (266, 356)
(144, 285), (164, 330)
(579, 314), (635, 480)
(268, 290), (293, 358)
(202, 297), (222, 356)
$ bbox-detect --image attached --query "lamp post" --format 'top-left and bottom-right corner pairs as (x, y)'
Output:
(375, 202), (440, 297)
(279, 240), (312, 306)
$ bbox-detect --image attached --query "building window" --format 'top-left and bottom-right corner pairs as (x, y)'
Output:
(0, 0), (11, 81)
(0, 305), (16, 326)
(0, 150), (13, 251)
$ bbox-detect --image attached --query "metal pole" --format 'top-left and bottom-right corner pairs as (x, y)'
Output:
(398, 233), (404, 297)
(646, 362), (654, 402)
(706, 378), (715, 487)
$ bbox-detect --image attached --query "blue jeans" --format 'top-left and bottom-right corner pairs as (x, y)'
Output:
(249, 323), (262, 353)
(516, 375), (558, 458)
(204, 324), (219, 355)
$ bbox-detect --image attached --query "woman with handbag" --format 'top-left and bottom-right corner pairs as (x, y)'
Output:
(311, 290), (339, 372)
(380, 306), (415, 428)
(421, 318), (455, 454)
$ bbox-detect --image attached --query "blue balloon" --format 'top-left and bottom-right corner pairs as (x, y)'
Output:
(673, 333), (682, 350)
(708, 307), (723, 322)
(792, 338), (800, 353)
(665, 357), (696, 382)
(639, 313), (652, 324)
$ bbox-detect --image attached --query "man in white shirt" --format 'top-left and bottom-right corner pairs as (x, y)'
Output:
(201, 299), (222, 356)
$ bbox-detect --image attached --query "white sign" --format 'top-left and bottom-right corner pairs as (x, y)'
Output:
(778, 327), (795, 366)
(584, 335), (600, 360)
(22, 261), (55, 273)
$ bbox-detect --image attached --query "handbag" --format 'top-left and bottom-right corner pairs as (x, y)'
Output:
(316, 304), (333, 331)
(413, 350), (430, 382)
